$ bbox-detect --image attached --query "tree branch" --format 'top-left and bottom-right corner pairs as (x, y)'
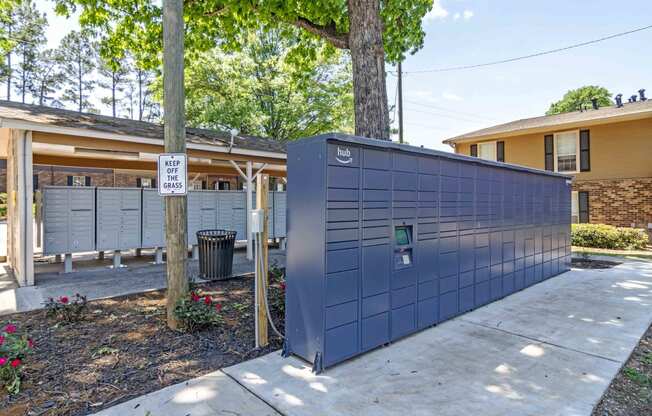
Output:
(293, 17), (349, 49)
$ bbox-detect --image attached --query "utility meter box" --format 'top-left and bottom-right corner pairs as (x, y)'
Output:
(284, 134), (572, 372)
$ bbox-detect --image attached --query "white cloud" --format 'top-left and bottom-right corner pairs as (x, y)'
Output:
(463, 10), (474, 20)
(423, 0), (448, 22)
(442, 92), (463, 101)
(453, 12), (461, 20)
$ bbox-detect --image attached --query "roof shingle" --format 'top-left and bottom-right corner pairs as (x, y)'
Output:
(444, 100), (652, 144)
(0, 100), (287, 155)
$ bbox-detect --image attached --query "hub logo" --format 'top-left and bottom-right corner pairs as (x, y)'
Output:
(335, 146), (353, 164)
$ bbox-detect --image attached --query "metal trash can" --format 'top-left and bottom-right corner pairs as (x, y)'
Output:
(196, 230), (237, 280)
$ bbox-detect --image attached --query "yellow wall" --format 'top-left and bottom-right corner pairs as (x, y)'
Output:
(454, 117), (652, 180)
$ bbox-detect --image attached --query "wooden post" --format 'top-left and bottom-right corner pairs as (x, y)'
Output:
(255, 174), (269, 347)
(163, 0), (188, 330)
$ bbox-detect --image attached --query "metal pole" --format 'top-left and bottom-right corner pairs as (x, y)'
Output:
(162, 0), (188, 330)
(246, 161), (253, 260)
(398, 61), (404, 144)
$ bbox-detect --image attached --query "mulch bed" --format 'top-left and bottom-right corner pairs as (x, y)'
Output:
(572, 258), (622, 269)
(0, 276), (285, 416)
(592, 324), (652, 416)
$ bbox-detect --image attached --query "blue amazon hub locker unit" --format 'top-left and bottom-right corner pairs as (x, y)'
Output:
(284, 134), (572, 372)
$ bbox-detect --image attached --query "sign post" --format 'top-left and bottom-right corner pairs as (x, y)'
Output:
(158, 153), (188, 196)
(162, 0), (187, 330)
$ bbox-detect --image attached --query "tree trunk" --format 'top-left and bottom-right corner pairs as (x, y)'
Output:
(347, 0), (390, 140)
(78, 51), (83, 112)
(112, 71), (116, 117)
(162, 0), (188, 330)
(6, 24), (11, 101)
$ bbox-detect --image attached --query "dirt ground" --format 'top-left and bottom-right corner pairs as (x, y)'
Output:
(592, 325), (652, 416)
(0, 276), (285, 416)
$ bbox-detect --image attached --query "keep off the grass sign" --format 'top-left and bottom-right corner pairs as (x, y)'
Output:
(158, 153), (188, 196)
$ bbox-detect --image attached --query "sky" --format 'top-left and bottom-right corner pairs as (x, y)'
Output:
(36, 0), (652, 152)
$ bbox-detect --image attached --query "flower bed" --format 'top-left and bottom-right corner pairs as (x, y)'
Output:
(0, 276), (285, 416)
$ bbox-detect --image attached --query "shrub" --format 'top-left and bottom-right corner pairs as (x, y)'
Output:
(0, 323), (34, 395)
(572, 224), (649, 250)
(174, 292), (223, 332)
(44, 294), (88, 323)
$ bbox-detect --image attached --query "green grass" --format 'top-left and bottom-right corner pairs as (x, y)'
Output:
(572, 246), (652, 262)
(623, 367), (652, 387)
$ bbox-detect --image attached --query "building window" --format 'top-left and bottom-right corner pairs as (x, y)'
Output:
(478, 141), (497, 161)
(72, 175), (87, 186)
(190, 181), (203, 190)
(554, 131), (579, 173)
(571, 191), (579, 223)
(217, 181), (230, 190)
(138, 178), (153, 188)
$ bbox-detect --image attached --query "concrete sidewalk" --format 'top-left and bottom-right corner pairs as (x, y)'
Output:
(93, 258), (652, 416)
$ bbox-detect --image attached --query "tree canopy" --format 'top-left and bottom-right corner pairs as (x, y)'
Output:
(546, 85), (613, 115)
(54, 0), (433, 139)
(179, 29), (353, 141)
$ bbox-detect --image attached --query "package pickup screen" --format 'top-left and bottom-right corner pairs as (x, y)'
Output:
(158, 153), (188, 196)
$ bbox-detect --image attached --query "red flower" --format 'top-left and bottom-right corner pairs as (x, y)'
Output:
(215, 303), (223, 312)
(59, 296), (69, 304)
(203, 296), (211, 306)
(0, 357), (7, 366)
(10, 359), (21, 368)
(4, 324), (16, 334)
(0, 335), (4, 345)
(28, 339), (35, 349)
(190, 292), (200, 302)
(280, 282), (286, 291)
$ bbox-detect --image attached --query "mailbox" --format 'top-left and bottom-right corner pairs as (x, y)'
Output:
(284, 133), (572, 372)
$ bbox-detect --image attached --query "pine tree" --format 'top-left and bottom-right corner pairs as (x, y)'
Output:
(58, 30), (98, 112)
(32, 49), (64, 106)
(13, 1), (47, 103)
(0, 1), (20, 100)
(98, 55), (130, 117)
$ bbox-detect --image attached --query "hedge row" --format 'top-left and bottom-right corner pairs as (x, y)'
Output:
(571, 224), (649, 250)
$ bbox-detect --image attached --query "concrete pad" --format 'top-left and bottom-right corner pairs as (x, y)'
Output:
(224, 260), (652, 416)
(461, 260), (652, 362)
(92, 370), (280, 416)
(225, 320), (620, 416)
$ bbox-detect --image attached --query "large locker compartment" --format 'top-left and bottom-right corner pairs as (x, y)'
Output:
(285, 134), (572, 372)
(188, 191), (218, 245)
(141, 189), (165, 248)
(42, 186), (96, 255)
(96, 188), (142, 251)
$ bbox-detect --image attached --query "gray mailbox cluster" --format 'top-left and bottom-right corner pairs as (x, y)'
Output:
(43, 186), (95, 255)
(97, 188), (143, 251)
(284, 134), (572, 372)
(42, 187), (287, 268)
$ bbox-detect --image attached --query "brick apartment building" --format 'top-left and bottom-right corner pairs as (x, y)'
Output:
(443, 93), (652, 236)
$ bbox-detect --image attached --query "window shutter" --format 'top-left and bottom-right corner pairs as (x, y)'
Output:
(85, 176), (91, 187)
(136, 178), (142, 188)
(544, 135), (554, 171)
(151, 178), (157, 189)
(497, 141), (505, 162)
(579, 130), (590, 171)
(578, 191), (589, 223)
(470, 144), (478, 157)
(67, 175), (73, 186)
